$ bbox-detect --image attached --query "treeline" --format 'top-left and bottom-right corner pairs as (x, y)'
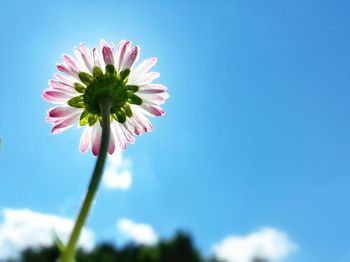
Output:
(9, 232), (268, 262)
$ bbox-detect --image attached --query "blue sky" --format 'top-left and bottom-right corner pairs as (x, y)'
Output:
(0, 0), (350, 261)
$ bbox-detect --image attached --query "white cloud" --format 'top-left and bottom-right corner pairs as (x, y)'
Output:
(102, 151), (132, 190)
(0, 208), (94, 260)
(117, 218), (158, 246)
(212, 227), (297, 262)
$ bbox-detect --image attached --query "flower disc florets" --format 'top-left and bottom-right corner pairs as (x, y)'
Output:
(43, 39), (169, 155)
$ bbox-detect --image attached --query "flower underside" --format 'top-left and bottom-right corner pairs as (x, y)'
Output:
(43, 39), (169, 154)
(68, 64), (142, 126)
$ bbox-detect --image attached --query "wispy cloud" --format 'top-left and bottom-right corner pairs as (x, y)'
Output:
(117, 218), (158, 246)
(102, 151), (132, 190)
(0, 208), (94, 259)
(212, 227), (297, 262)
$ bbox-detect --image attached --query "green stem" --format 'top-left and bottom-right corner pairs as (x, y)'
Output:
(61, 100), (112, 262)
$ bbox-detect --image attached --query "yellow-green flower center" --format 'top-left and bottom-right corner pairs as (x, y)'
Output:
(67, 65), (142, 126)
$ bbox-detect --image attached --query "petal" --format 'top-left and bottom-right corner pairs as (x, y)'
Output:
(108, 128), (116, 154)
(137, 92), (169, 105)
(122, 46), (139, 70)
(102, 46), (114, 65)
(42, 89), (74, 104)
(91, 124), (102, 156)
(114, 40), (126, 69)
(138, 84), (168, 94)
(54, 73), (76, 87)
(116, 40), (131, 72)
(131, 107), (153, 132)
(47, 106), (78, 119)
(140, 104), (165, 117)
(56, 63), (80, 80)
(124, 118), (141, 136)
(111, 121), (127, 150)
(74, 44), (93, 73)
(49, 80), (77, 94)
(93, 47), (102, 69)
(128, 72), (160, 86)
(130, 57), (157, 77)
(51, 112), (80, 134)
(43, 89), (75, 98)
(79, 126), (93, 153)
(100, 39), (114, 49)
(121, 124), (135, 144)
(62, 54), (80, 75)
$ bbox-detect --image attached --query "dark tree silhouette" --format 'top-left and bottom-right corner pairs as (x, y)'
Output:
(13, 232), (269, 262)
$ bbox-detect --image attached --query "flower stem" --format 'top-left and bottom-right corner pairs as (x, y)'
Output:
(61, 100), (112, 262)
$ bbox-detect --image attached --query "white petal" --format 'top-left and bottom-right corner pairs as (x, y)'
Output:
(128, 72), (160, 86)
(116, 41), (132, 72)
(137, 92), (169, 105)
(111, 121), (127, 150)
(131, 57), (157, 76)
(79, 126), (93, 153)
(74, 44), (94, 73)
(93, 47), (102, 69)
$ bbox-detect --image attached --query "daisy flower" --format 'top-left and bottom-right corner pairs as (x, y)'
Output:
(43, 39), (169, 155)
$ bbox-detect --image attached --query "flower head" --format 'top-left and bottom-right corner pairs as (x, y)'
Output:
(43, 40), (169, 155)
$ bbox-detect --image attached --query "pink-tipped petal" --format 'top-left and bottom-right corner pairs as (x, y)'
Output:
(43, 89), (74, 99)
(102, 46), (114, 65)
(114, 40), (126, 69)
(47, 106), (78, 118)
(91, 124), (102, 156)
(121, 124), (135, 144)
(138, 84), (168, 94)
(54, 73), (76, 87)
(56, 63), (80, 79)
(42, 90), (73, 104)
(79, 126), (93, 153)
(49, 80), (77, 94)
(131, 106), (153, 132)
(123, 46), (139, 70)
(74, 44), (93, 73)
(108, 130), (116, 154)
(117, 41), (131, 72)
(51, 113), (80, 134)
(62, 54), (80, 74)
(100, 39), (114, 49)
(111, 122), (127, 150)
(140, 104), (165, 117)
(124, 119), (140, 136)
(137, 92), (169, 106)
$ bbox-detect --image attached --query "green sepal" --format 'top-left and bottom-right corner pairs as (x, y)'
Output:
(92, 66), (103, 79)
(119, 68), (130, 83)
(68, 95), (85, 108)
(113, 111), (126, 123)
(88, 114), (97, 126)
(105, 64), (116, 75)
(123, 104), (133, 117)
(126, 85), (139, 92)
(128, 94), (143, 105)
(74, 83), (86, 93)
(78, 72), (93, 85)
(79, 110), (90, 126)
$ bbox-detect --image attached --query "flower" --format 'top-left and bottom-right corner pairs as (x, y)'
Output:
(43, 40), (169, 155)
